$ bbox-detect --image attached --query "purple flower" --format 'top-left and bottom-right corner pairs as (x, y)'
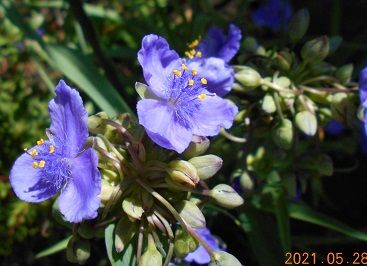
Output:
(359, 67), (367, 105)
(10, 80), (101, 223)
(324, 120), (345, 135)
(184, 228), (222, 265)
(252, 0), (293, 31)
(186, 24), (242, 96)
(137, 35), (238, 153)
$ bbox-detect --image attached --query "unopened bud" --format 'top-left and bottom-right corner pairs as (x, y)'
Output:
(88, 112), (108, 134)
(174, 229), (198, 258)
(183, 136), (210, 159)
(289, 9), (310, 43)
(166, 160), (199, 189)
(240, 171), (254, 192)
(331, 93), (349, 122)
(189, 155), (223, 180)
(276, 51), (293, 71)
(271, 119), (294, 150)
(176, 200), (206, 228)
(139, 235), (162, 266)
(122, 194), (144, 220)
(235, 66), (261, 89)
(242, 37), (259, 53)
(295, 110), (318, 136)
(209, 184), (244, 209)
(66, 236), (90, 265)
(261, 94), (276, 114)
(115, 216), (138, 253)
(336, 64), (353, 84)
(100, 180), (115, 206)
(301, 36), (329, 62)
(209, 251), (242, 266)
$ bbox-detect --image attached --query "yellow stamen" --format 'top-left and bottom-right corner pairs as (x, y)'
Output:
(32, 162), (39, 169)
(181, 63), (188, 70)
(189, 79), (194, 86)
(173, 69), (182, 76)
(201, 78), (208, 85)
(189, 49), (196, 56)
(185, 51), (194, 59)
(37, 138), (44, 145)
(188, 39), (199, 48)
(39, 160), (46, 168)
(30, 149), (38, 157)
(49, 145), (55, 154)
(198, 94), (207, 100)
(191, 69), (198, 76)
(196, 51), (202, 58)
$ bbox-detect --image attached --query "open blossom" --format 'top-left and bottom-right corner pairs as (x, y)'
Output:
(185, 24), (242, 96)
(252, 0), (293, 31)
(184, 228), (222, 265)
(137, 35), (238, 153)
(10, 80), (101, 223)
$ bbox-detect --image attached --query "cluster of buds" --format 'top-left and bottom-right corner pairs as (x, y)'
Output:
(62, 112), (243, 265)
(227, 8), (359, 197)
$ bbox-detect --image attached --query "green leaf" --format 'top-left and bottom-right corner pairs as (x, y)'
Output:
(105, 223), (136, 266)
(35, 236), (72, 259)
(45, 44), (132, 116)
(288, 202), (367, 242)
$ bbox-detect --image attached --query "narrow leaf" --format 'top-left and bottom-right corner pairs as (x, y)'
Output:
(35, 236), (72, 259)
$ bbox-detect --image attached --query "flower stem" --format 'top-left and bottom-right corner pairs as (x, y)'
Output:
(220, 128), (247, 143)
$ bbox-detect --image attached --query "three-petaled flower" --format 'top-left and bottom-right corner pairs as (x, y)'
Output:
(10, 80), (101, 223)
(137, 34), (238, 153)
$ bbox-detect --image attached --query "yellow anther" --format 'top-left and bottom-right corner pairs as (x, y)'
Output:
(49, 145), (55, 154)
(188, 39), (200, 48)
(201, 78), (208, 85)
(198, 94), (207, 100)
(189, 79), (195, 86)
(196, 51), (202, 58)
(32, 162), (39, 169)
(39, 160), (46, 168)
(191, 69), (198, 76)
(181, 63), (188, 70)
(37, 138), (44, 145)
(189, 49), (196, 56)
(185, 51), (194, 59)
(173, 69), (182, 76)
(30, 149), (38, 157)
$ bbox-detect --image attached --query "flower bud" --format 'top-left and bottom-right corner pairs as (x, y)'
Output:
(174, 228), (198, 258)
(209, 184), (244, 209)
(209, 251), (242, 266)
(271, 119), (293, 150)
(240, 171), (254, 192)
(242, 36), (259, 53)
(189, 155), (223, 180)
(301, 36), (329, 62)
(139, 235), (162, 266)
(66, 236), (90, 265)
(88, 112), (108, 134)
(234, 66), (261, 89)
(261, 94), (276, 114)
(115, 216), (138, 253)
(176, 200), (206, 228)
(166, 160), (199, 189)
(276, 51), (293, 71)
(100, 180), (115, 206)
(336, 64), (353, 84)
(289, 9), (310, 43)
(295, 110), (318, 136)
(331, 93), (349, 122)
(183, 136), (210, 159)
(122, 194), (144, 220)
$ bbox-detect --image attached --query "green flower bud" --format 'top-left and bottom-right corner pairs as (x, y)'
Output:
(209, 251), (242, 266)
(240, 171), (254, 192)
(66, 236), (90, 265)
(176, 200), (206, 228)
(331, 93), (349, 122)
(189, 155), (223, 180)
(122, 194), (144, 220)
(242, 36), (258, 53)
(88, 112), (108, 134)
(115, 216), (138, 253)
(329, 35), (343, 54)
(295, 110), (318, 136)
(166, 160), (199, 189)
(183, 136), (210, 159)
(275, 51), (293, 71)
(78, 223), (95, 239)
(261, 93), (276, 114)
(209, 184), (244, 209)
(139, 235), (162, 266)
(271, 119), (293, 150)
(289, 9), (310, 43)
(310, 61), (336, 76)
(234, 67), (261, 89)
(336, 64), (353, 84)
(174, 228), (198, 258)
(100, 180), (115, 207)
(301, 36), (329, 63)
(318, 108), (332, 126)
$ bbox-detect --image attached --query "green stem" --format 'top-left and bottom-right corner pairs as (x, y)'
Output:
(260, 79), (295, 94)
